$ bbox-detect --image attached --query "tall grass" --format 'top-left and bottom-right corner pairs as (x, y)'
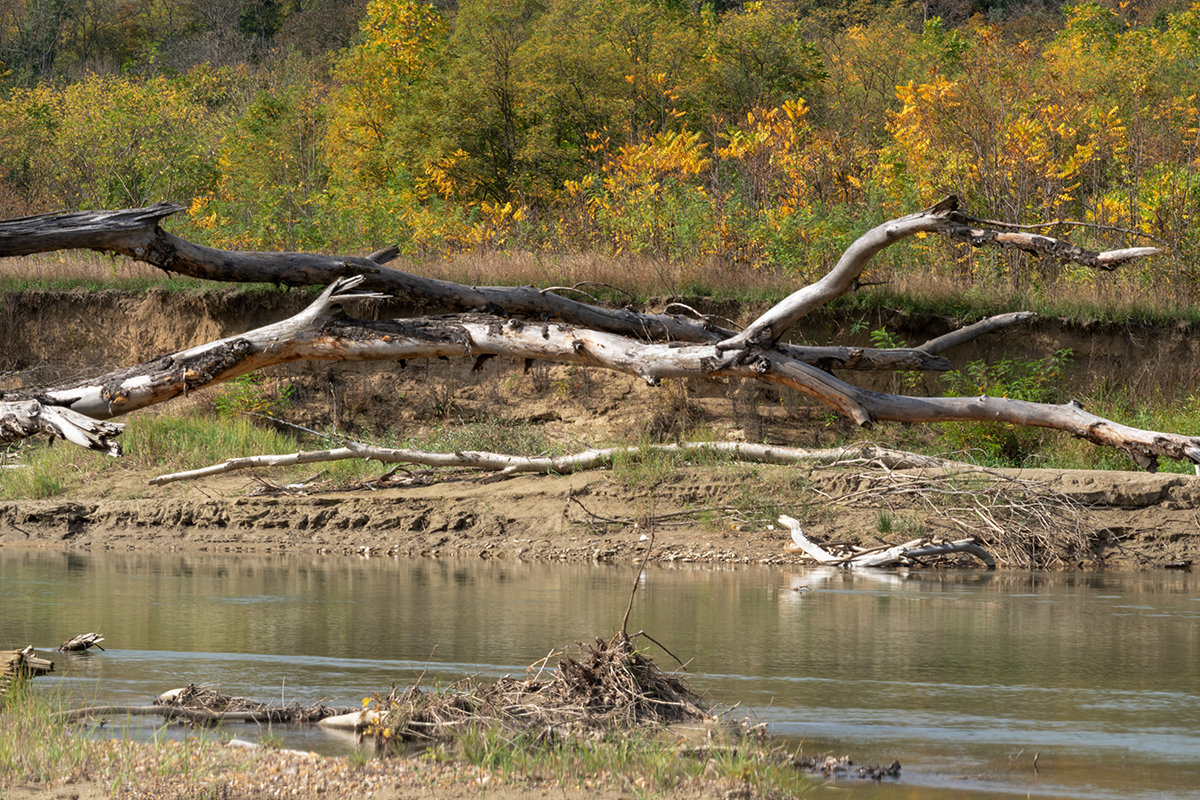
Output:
(0, 681), (226, 791)
(0, 681), (94, 784)
(445, 724), (818, 797)
(0, 412), (323, 500)
(9, 240), (1200, 328)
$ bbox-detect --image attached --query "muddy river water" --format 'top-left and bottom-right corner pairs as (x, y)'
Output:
(2, 550), (1198, 799)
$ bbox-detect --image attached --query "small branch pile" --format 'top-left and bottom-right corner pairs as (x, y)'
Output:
(366, 635), (710, 749)
(155, 683), (348, 724)
(818, 469), (1096, 568)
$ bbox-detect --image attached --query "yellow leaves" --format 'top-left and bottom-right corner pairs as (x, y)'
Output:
(361, 0), (446, 80)
(604, 130), (710, 187)
(421, 148), (473, 200)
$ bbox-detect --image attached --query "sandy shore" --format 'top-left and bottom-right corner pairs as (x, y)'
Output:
(2, 464), (1198, 569)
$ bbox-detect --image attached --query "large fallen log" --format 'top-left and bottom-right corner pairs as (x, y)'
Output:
(0, 199), (1102, 372)
(3, 273), (1198, 470)
(3, 197), (1187, 472)
(6, 274), (1198, 471)
(149, 441), (967, 485)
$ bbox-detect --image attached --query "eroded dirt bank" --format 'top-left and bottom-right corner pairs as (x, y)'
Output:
(1, 465), (1196, 568)
(3, 287), (1200, 569)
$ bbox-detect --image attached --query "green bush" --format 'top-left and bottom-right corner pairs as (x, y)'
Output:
(939, 349), (1073, 466)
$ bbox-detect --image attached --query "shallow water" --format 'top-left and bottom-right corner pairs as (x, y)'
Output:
(1, 550), (1198, 799)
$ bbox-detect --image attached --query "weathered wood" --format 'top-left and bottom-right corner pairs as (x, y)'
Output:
(3, 275), (1198, 470)
(1, 199), (1185, 471)
(779, 515), (996, 569)
(149, 441), (964, 485)
(1, 646), (54, 698)
(0, 399), (124, 454)
(917, 312), (1037, 354)
(0, 202), (1091, 370)
(718, 197), (1158, 350)
(57, 705), (297, 725)
(58, 632), (105, 652)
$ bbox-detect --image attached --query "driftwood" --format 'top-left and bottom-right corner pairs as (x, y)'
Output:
(2, 275), (1195, 470)
(779, 515), (996, 569)
(1, 646), (54, 698)
(57, 704), (295, 725)
(58, 632), (106, 652)
(3, 197), (1195, 472)
(59, 683), (350, 725)
(0, 400), (124, 455)
(149, 441), (969, 485)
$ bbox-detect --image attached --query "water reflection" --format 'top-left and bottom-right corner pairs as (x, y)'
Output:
(1, 550), (1198, 799)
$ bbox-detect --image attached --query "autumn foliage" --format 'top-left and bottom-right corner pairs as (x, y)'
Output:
(2, 0), (1200, 297)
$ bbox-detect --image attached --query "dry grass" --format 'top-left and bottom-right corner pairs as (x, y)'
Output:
(403, 248), (787, 298)
(6, 243), (1192, 331)
(0, 252), (166, 286)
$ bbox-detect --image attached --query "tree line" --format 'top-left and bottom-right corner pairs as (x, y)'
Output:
(2, 0), (1198, 298)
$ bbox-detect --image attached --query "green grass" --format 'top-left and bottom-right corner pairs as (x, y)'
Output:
(0, 411), (383, 500)
(1034, 387), (1200, 474)
(0, 681), (95, 784)
(1, 678), (817, 799)
(400, 418), (560, 456)
(0, 681), (226, 790)
(434, 723), (817, 797)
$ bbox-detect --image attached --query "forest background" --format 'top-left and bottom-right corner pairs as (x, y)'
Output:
(4, 0), (1199, 302)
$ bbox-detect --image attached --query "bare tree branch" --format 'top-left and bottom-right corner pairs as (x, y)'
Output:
(0, 200), (1137, 369)
(718, 196), (1158, 349)
(917, 312), (1037, 354)
(779, 515), (996, 569)
(148, 441), (963, 485)
(2, 274), (1197, 471)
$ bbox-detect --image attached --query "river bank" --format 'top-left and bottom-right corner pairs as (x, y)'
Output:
(5, 286), (1200, 569)
(1, 462), (1197, 568)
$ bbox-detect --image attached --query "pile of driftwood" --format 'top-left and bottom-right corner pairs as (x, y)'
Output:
(59, 683), (351, 726)
(336, 634), (710, 748)
(780, 515), (997, 569)
(0, 646), (54, 699)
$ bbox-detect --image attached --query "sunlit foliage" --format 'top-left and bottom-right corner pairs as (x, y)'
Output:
(6, 0), (1200, 298)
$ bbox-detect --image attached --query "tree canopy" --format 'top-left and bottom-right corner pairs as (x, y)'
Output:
(2, 0), (1198, 299)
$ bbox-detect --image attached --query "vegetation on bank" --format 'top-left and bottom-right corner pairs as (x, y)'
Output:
(3, 347), (1198, 511)
(0, 680), (231, 793)
(4, 0), (1200, 308)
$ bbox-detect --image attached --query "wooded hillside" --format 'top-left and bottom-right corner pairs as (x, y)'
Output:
(2, 0), (1197, 300)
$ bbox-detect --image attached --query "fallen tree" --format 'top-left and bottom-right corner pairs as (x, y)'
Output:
(780, 515), (996, 569)
(2, 196), (1197, 474)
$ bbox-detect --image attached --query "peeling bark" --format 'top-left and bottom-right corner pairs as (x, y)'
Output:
(2, 273), (1196, 471)
(0, 399), (124, 454)
(779, 515), (996, 569)
(149, 441), (962, 485)
(1, 200), (1181, 471)
(718, 197), (1158, 350)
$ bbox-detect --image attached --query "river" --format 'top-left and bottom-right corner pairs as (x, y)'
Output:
(1, 550), (1197, 799)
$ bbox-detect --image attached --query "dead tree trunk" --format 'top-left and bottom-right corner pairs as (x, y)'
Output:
(1, 647), (54, 698)
(1, 197), (1190, 471)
